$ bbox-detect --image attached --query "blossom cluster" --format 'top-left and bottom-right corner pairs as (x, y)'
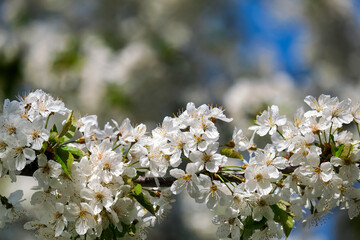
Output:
(1, 90), (360, 240)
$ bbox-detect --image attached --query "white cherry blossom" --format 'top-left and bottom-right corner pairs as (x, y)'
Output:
(249, 105), (287, 136)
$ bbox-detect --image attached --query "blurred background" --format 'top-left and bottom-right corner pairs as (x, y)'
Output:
(1, 0), (360, 239)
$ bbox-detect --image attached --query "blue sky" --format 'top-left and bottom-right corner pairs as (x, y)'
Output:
(235, 1), (360, 239)
(236, 0), (309, 80)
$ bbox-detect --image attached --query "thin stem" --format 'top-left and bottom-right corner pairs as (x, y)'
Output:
(221, 169), (242, 172)
(135, 167), (150, 170)
(277, 129), (285, 139)
(217, 174), (234, 194)
(329, 123), (333, 143)
(316, 132), (323, 147)
(222, 166), (244, 169)
(112, 142), (123, 151)
(228, 173), (245, 182)
(112, 138), (119, 148)
(122, 143), (134, 162)
(220, 174), (235, 188)
(270, 184), (278, 194)
(128, 161), (139, 167)
(58, 140), (78, 148)
(45, 113), (52, 129)
(356, 122), (360, 138)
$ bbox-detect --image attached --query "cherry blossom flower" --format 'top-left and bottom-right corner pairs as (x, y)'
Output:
(169, 163), (201, 197)
(189, 142), (226, 173)
(249, 105), (287, 136)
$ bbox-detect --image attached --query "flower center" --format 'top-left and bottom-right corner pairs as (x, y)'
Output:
(95, 193), (104, 202)
(103, 163), (111, 171)
(182, 174), (192, 182)
(6, 125), (16, 135)
(32, 131), (40, 139)
(0, 141), (7, 151)
(78, 210), (87, 220)
(314, 167), (321, 174)
(203, 154), (211, 163)
(257, 198), (266, 207)
(255, 173), (263, 182)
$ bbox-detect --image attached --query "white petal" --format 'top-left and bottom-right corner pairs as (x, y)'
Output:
(257, 126), (270, 136)
(205, 161), (219, 173)
(23, 148), (35, 161)
(76, 218), (88, 235)
(15, 155), (26, 171)
(216, 224), (231, 238)
(170, 169), (185, 178)
(170, 180), (186, 195)
(253, 206), (263, 221)
(262, 206), (274, 220)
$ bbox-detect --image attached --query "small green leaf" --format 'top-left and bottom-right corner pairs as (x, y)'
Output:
(67, 152), (74, 173)
(58, 111), (76, 143)
(279, 199), (291, 207)
(59, 124), (76, 143)
(277, 201), (287, 211)
(241, 216), (267, 239)
(340, 143), (353, 159)
(40, 141), (48, 153)
(133, 183), (142, 195)
(335, 144), (344, 157)
(55, 148), (74, 179)
(220, 147), (243, 160)
(49, 124), (59, 144)
(132, 192), (155, 216)
(50, 124), (58, 133)
(60, 146), (85, 157)
(271, 203), (294, 238)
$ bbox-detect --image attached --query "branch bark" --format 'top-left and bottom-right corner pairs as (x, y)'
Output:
(20, 162), (297, 188)
(133, 173), (246, 187)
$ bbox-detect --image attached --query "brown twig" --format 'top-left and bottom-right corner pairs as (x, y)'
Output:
(20, 165), (297, 187)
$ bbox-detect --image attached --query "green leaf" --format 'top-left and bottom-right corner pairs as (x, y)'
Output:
(335, 144), (344, 157)
(40, 141), (48, 153)
(67, 152), (74, 172)
(58, 111), (76, 143)
(60, 146), (85, 157)
(132, 192), (155, 216)
(340, 143), (353, 159)
(50, 124), (58, 133)
(100, 223), (126, 240)
(49, 124), (59, 144)
(220, 147), (243, 160)
(55, 147), (74, 179)
(241, 216), (267, 239)
(279, 199), (291, 207)
(277, 201), (287, 211)
(133, 183), (142, 195)
(59, 125), (76, 143)
(271, 203), (294, 239)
